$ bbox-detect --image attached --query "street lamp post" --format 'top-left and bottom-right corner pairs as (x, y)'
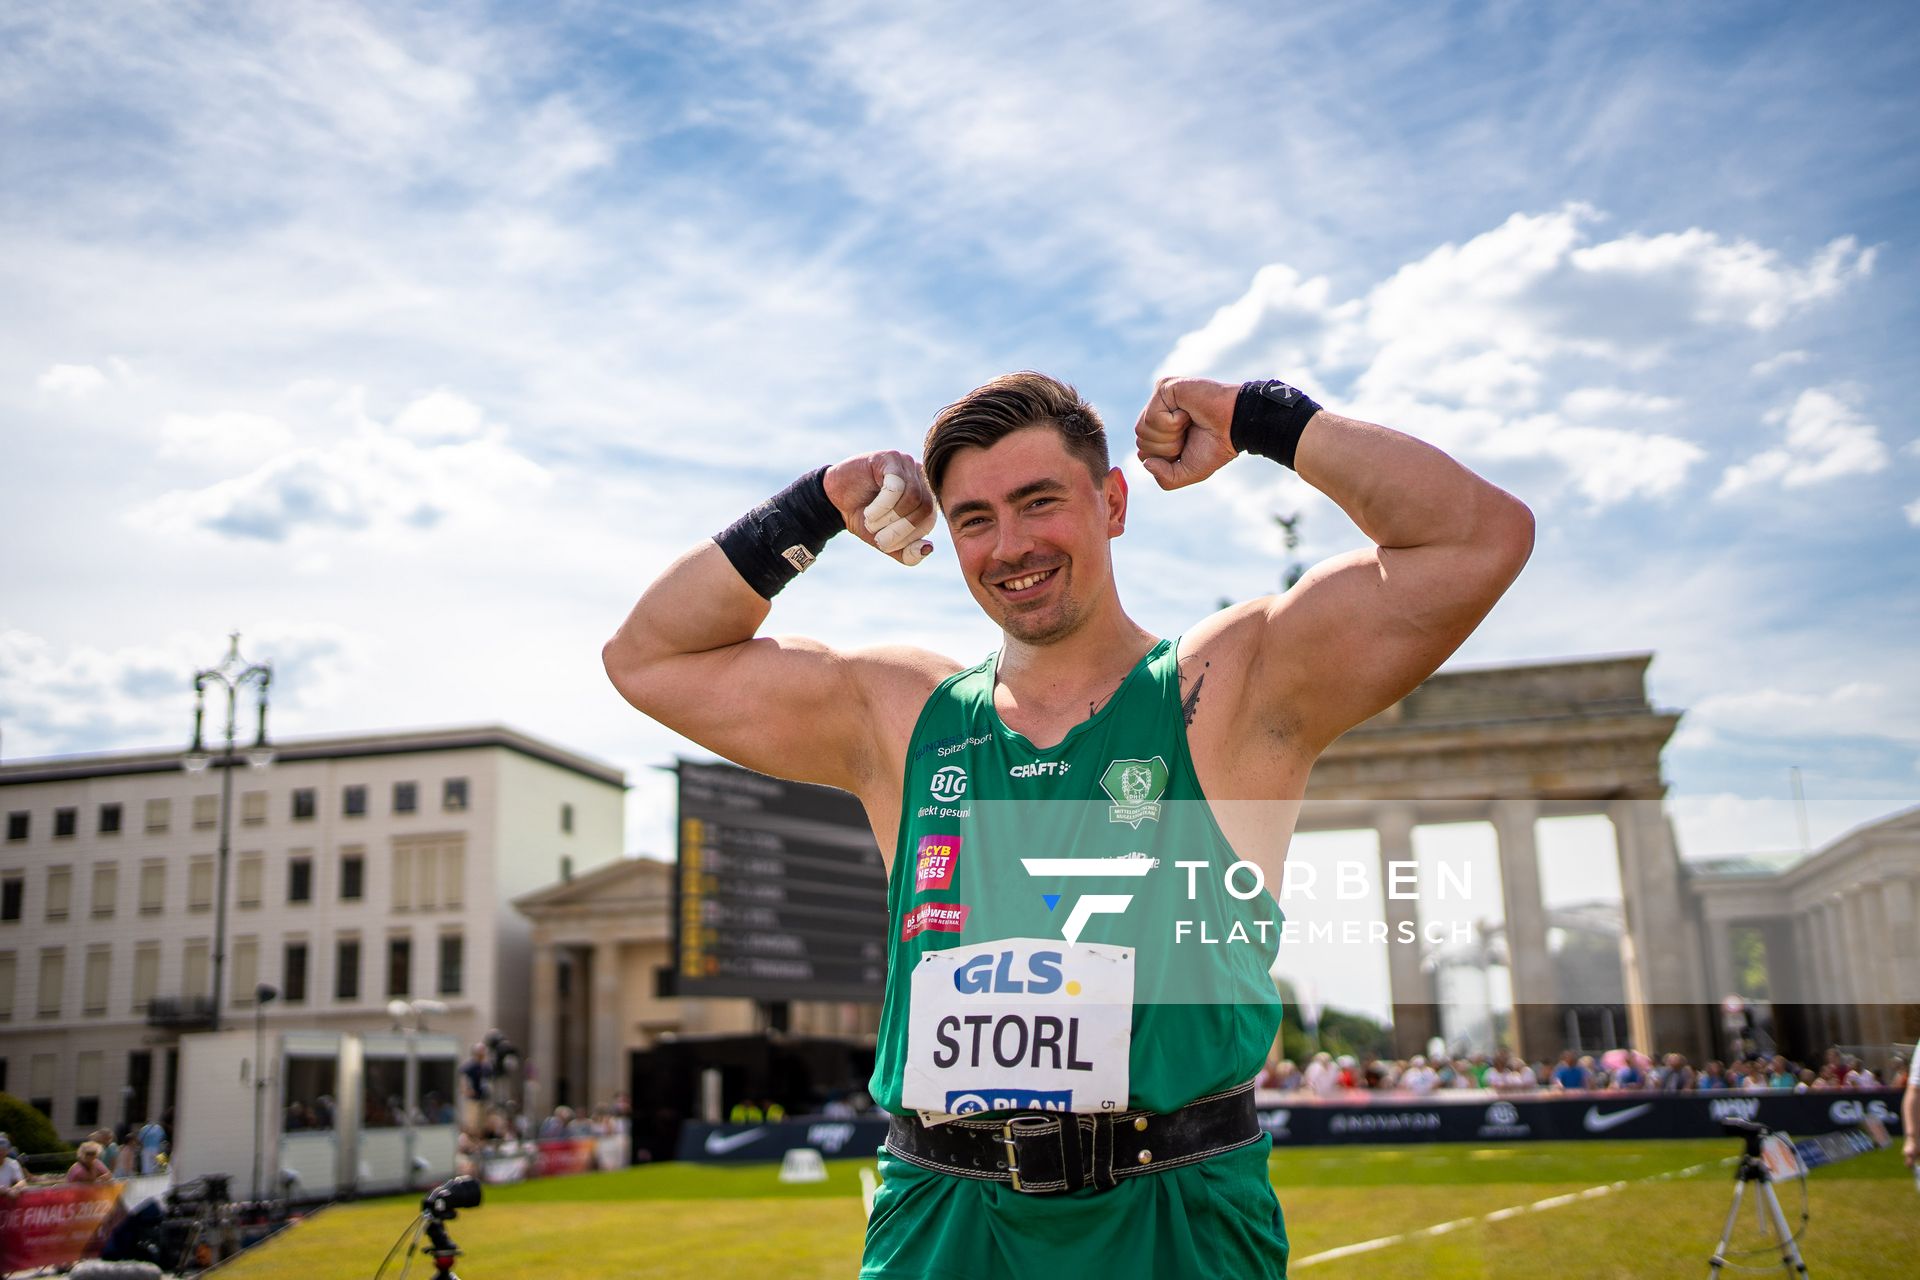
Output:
(183, 631), (273, 1033)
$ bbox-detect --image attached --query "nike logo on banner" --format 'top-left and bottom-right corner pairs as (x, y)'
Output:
(1582, 1104), (1653, 1133)
(703, 1128), (766, 1155)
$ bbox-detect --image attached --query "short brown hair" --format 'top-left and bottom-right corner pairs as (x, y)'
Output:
(922, 372), (1108, 496)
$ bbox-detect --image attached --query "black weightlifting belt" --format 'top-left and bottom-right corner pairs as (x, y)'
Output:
(883, 1081), (1261, 1194)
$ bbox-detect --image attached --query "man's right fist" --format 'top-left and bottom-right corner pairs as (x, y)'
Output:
(824, 451), (938, 565)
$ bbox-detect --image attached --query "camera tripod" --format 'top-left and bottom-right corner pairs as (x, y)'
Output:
(374, 1175), (482, 1280)
(1707, 1118), (1809, 1278)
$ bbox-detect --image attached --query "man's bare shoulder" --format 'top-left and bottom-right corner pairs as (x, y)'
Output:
(1175, 598), (1319, 790)
(844, 644), (968, 720)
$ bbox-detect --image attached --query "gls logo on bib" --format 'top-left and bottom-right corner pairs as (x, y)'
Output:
(902, 938), (1133, 1116)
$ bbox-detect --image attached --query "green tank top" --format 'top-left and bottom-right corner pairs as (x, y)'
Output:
(869, 637), (1283, 1117)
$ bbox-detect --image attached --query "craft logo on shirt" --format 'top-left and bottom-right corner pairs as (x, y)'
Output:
(1009, 760), (1070, 779)
(902, 902), (969, 941)
(929, 765), (968, 803)
(915, 834), (961, 891)
(1099, 756), (1169, 827)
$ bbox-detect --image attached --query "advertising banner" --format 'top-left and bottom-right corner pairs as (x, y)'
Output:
(678, 1089), (1907, 1163)
(0, 1181), (124, 1274)
(533, 1137), (597, 1177)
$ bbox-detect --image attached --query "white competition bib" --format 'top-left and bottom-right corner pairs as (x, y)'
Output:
(902, 937), (1133, 1118)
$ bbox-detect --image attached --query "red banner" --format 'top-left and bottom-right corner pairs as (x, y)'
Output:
(532, 1138), (596, 1178)
(0, 1182), (123, 1273)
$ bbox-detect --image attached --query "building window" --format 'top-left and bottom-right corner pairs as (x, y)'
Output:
(2, 874), (22, 922)
(0, 951), (15, 1020)
(37, 947), (65, 1018)
(144, 799), (170, 833)
(287, 856), (313, 904)
(343, 785), (367, 817)
(560, 854), (573, 882)
(437, 934), (463, 996)
(187, 856), (214, 912)
(393, 781), (417, 814)
(29, 1052), (56, 1123)
(90, 864), (117, 918)
(6, 812), (27, 841)
(183, 938), (210, 999)
(335, 938), (361, 1001)
(192, 794), (218, 830)
(55, 808), (77, 838)
(283, 941), (308, 1004)
(241, 791), (267, 826)
(131, 943), (159, 1012)
(292, 788), (316, 821)
(232, 937), (258, 1004)
(139, 861), (165, 914)
(387, 936), (411, 998)
(443, 778), (468, 812)
(237, 855), (263, 909)
(561, 803), (573, 834)
(340, 853), (364, 901)
(98, 803), (122, 835)
(45, 866), (71, 921)
(83, 945), (110, 1016)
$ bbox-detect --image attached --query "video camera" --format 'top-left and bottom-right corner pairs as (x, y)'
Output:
(423, 1175), (482, 1222)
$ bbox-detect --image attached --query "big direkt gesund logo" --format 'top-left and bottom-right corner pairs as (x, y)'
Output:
(1099, 757), (1168, 828)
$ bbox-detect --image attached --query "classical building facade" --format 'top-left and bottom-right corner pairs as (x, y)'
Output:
(0, 725), (623, 1137)
(1689, 806), (1920, 1065)
(513, 856), (878, 1116)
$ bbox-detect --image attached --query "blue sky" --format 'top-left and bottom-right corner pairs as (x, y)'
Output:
(3, 0), (1916, 879)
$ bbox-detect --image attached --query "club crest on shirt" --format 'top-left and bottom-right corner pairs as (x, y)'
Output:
(1099, 756), (1168, 827)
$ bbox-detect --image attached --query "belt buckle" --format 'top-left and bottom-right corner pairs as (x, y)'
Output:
(1000, 1115), (1053, 1193)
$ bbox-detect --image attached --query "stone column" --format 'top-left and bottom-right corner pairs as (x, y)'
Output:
(528, 938), (558, 1120)
(1843, 888), (1885, 1050)
(1374, 806), (1438, 1058)
(1609, 800), (1707, 1059)
(1492, 799), (1558, 1063)
(591, 937), (624, 1109)
(1819, 896), (1857, 1047)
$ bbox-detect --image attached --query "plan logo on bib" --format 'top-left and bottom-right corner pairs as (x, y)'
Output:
(1099, 757), (1168, 827)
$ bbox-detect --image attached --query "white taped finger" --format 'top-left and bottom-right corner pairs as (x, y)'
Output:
(863, 471), (906, 530)
(874, 514), (918, 552)
(900, 538), (933, 566)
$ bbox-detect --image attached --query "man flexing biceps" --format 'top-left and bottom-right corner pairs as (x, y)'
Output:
(603, 371), (1532, 1279)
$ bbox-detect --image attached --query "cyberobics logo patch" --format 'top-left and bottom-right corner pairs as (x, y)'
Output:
(946, 1089), (1072, 1115)
(930, 765), (968, 803)
(1099, 757), (1168, 828)
(915, 834), (961, 891)
(1020, 855), (1155, 944)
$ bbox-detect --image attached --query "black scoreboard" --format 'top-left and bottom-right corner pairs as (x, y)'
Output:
(673, 759), (889, 1000)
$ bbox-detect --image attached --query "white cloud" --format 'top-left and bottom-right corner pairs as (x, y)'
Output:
(129, 391), (549, 543)
(1905, 497), (1920, 527)
(0, 626), (366, 759)
(1750, 349), (1809, 377)
(1715, 387), (1888, 497)
(1154, 205), (1876, 509)
(159, 410), (297, 466)
(1689, 680), (1916, 745)
(36, 363), (110, 396)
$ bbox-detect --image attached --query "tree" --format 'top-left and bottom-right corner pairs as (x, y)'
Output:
(0, 1092), (69, 1157)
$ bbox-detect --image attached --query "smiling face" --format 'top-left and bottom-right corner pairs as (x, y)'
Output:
(938, 425), (1127, 644)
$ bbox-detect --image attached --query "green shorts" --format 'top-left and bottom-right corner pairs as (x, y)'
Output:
(860, 1133), (1288, 1279)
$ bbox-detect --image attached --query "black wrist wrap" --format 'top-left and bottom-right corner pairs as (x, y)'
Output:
(713, 466), (845, 599)
(1230, 379), (1322, 470)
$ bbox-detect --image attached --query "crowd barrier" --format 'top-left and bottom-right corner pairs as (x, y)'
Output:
(0, 1174), (170, 1275)
(676, 1089), (1908, 1163)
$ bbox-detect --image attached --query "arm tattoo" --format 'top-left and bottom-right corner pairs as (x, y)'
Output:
(1179, 658), (1211, 727)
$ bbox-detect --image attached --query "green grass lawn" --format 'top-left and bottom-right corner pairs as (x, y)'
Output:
(214, 1141), (1918, 1279)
